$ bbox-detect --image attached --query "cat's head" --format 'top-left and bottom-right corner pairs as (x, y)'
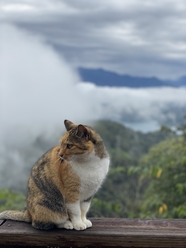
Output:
(58, 120), (97, 162)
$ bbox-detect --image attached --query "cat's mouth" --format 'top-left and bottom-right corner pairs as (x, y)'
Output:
(59, 155), (70, 162)
(60, 156), (64, 162)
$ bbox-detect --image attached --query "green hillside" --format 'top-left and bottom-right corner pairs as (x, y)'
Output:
(94, 120), (171, 159)
(89, 120), (174, 217)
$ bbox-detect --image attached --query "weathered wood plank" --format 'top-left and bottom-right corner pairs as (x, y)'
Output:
(0, 219), (5, 226)
(1, 218), (186, 247)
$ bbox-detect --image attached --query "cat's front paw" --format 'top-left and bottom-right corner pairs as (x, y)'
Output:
(73, 221), (87, 231)
(83, 219), (92, 228)
(64, 220), (73, 230)
(56, 220), (73, 230)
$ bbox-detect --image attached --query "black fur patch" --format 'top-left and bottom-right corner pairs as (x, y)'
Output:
(32, 220), (54, 230)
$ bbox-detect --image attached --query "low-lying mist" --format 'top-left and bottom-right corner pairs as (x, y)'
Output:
(0, 24), (96, 190)
(0, 24), (95, 143)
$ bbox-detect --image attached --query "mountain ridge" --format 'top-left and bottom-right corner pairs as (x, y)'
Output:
(78, 68), (186, 88)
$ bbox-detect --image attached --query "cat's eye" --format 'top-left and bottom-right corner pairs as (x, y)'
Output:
(66, 144), (73, 149)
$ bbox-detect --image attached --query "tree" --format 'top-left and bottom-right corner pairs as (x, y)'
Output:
(136, 136), (186, 218)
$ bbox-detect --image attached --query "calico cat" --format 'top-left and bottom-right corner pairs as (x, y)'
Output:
(0, 120), (110, 231)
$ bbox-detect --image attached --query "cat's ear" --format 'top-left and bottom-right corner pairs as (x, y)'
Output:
(76, 125), (90, 140)
(64, 120), (74, 131)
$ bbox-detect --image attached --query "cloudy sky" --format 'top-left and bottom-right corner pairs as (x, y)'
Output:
(1, 0), (186, 143)
(1, 0), (186, 79)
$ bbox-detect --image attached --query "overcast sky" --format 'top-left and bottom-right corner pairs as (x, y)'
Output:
(1, 0), (186, 79)
(0, 0), (186, 142)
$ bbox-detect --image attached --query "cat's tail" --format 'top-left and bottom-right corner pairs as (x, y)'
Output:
(0, 210), (31, 222)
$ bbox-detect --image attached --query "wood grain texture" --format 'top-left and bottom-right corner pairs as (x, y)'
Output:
(0, 219), (5, 226)
(1, 218), (186, 247)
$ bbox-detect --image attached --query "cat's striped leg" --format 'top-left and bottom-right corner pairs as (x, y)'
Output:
(81, 200), (92, 228)
(67, 202), (87, 231)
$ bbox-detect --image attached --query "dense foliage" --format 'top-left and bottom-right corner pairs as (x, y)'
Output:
(0, 189), (26, 211)
(1, 119), (186, 219)
(136, 122), (186, 218)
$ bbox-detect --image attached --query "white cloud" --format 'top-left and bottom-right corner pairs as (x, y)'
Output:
(2, 4), (35, 12)
(0, 24), (93, 142)
(78, 82), (186, 128)
(1, 0), (186, 79)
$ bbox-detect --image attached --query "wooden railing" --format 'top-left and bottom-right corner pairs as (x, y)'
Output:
(1, 218), (186, 247)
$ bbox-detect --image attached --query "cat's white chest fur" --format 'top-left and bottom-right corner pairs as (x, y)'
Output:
(70, 152), (110, 201)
